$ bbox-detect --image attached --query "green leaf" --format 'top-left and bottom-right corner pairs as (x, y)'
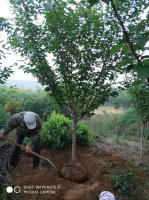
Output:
(88, 0), (99, 6)
(134, 64), (149, 79)
(132, 80), (143, 86)
(89, 0), (109, 6)
(117, 59), (131, 69)
(113, 0), (120, 7)
(122, 45), (130, 54)
(101, 0), (109, 5)
(142, 59), (149, 66)
(144, 130), (149, 135)
(125, 64), (134, 72)
(135, 37), (149, 50)
(111, 42), (123, 54)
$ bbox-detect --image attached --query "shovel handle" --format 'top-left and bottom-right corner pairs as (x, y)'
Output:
(1, 135), (26, 150)
(1, 135), (57, 172)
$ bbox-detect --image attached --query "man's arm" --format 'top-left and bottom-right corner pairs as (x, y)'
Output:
(0, 115), (18, 138)
(0, 133), (5, 140)
(26, 126), (41, 153)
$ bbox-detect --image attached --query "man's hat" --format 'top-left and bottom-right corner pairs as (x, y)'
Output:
(23, 112), (36, 130)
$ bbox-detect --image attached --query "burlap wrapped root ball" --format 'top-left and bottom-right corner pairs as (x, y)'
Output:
(61, 161), (88, 183)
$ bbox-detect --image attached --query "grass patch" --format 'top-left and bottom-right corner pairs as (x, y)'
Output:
(109, 170), (143, 200)
(84, 107), (140, 144)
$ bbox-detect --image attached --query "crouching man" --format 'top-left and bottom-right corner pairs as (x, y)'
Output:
(0, 111), (41, 171)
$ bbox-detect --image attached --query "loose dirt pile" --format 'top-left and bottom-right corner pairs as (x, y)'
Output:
(9, 147), (149, 200)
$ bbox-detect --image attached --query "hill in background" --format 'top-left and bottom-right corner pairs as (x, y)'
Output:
(5, 80), (42, 90)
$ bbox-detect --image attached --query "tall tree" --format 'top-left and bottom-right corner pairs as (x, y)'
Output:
(0, 17), (13, 84)
(9, 0), (122, 164)
(88, 0), (149, 83)
(130, 82), (149, 163)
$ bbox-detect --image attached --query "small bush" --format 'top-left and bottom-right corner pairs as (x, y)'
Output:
(41, 112), (71, 149)
(110, 170), (139, 200)
(119, 108), (138, 125)
(41, 112), (93, 149)
(0, 107), (10, 129)
(85, 114), (113, 137)
(0, 185), (8, 200)
(85, 107), (140, 142)
(77, 122), (93, 146)
(4, 100), (22, 114)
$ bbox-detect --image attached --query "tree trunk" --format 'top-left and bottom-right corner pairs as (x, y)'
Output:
(71, 117), (77, 165)
(140, 122), (144, 163)
(115, 108), (119, 144)
(116, 122), (119, 144)
(113, 108), (119, 143)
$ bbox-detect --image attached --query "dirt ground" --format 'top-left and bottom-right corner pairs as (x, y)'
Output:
(10, 145), (149, 200)
(94, 136), (149, 165)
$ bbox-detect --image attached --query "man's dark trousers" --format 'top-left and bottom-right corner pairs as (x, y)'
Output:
(10, 132), (40, 168)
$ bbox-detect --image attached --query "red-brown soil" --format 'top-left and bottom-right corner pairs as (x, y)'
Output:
(10, 147), (149, 200)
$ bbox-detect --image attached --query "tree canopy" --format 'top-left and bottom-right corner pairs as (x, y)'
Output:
(8, 0), (149, 163)
(130, 82), (149, 124)
(9, 0), (126, 162)
(88, 0), (149, 82)
(0, 17), (13, 84)
(9, 0), (123, 118)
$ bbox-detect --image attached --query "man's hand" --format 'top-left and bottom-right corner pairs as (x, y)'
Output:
(0, 133), (5, 140)
(25, 146), (32, 153)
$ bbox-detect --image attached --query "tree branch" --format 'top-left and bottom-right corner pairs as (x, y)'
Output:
(109, 0), (142, 65)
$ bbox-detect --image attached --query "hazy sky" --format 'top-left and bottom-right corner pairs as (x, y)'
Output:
(0, 0), (37, 81)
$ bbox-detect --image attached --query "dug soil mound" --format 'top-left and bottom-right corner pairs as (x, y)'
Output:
(60, 161), (88, 183)
(10, 147), (149, 200)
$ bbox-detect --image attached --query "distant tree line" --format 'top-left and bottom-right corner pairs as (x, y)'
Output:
(105, 91), (132, 109)
(0, 86), (59, 128)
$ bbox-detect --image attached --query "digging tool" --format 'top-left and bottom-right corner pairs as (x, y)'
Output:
(1, 135), (58, 174)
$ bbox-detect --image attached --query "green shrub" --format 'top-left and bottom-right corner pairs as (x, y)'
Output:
(119, 108), (138, 125)
(4, 100), (22, 114)
(41, 112), (71, 149)
(0, 185), (8, 200)
(107, 91), (132, 109)
(85, 114), (114, 137)
(41, 112), (93, 149)
(110, 170), (139, 200)
(77, 122), (93, 146)
(0, 107), (10, 129)
(85, 107), (140, 142)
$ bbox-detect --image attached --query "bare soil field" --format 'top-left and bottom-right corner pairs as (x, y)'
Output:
(10, 146), (149, 200)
